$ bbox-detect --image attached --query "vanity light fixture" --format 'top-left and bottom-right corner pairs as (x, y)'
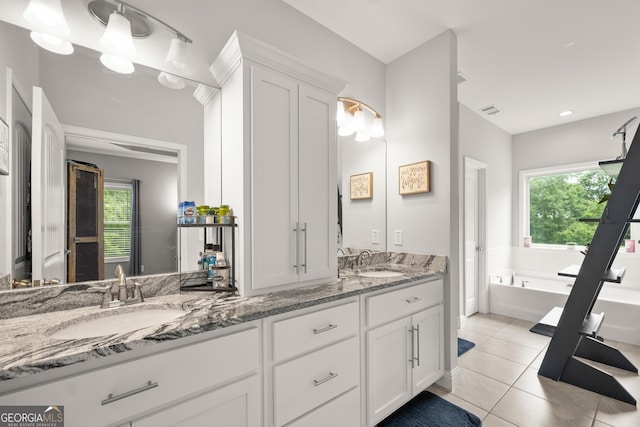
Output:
(22, 0), (74, 55)
(88, 0), (193, 83)
(337, 97), (385, 140)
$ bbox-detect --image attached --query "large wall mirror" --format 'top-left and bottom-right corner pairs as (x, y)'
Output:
(338, 137), (387, 252)
(1, 19), (217, 288)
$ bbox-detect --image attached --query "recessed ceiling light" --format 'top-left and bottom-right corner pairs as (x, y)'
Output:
(559, 110), (574, 117)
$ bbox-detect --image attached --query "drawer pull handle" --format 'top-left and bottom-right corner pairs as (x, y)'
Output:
(101, 380), (158, 406)
(406, 296), (421, 304)
(313, 372), (338, 387)
(313, 324), (338, 335)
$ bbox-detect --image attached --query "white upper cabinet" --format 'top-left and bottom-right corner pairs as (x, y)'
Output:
(211, 31), (346, 296)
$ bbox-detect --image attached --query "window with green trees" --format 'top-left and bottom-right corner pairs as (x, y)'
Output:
(104, 182), (132, 259)
(527, 168), (617, 246)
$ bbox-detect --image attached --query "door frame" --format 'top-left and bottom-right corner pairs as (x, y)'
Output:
(462, 156), (488, 320)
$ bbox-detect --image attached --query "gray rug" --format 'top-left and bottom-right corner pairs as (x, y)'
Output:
(378, 391), (482, 427)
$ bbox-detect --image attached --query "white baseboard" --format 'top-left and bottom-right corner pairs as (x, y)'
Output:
(436, 366), (462, 391)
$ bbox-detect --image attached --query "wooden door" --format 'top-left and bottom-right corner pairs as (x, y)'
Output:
(67, 161), (104, 282)
(31, 87), (65, 283)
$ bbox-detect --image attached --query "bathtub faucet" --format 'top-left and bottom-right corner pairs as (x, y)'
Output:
(521, 280), (529, 288)
(496, 275), (503, 284)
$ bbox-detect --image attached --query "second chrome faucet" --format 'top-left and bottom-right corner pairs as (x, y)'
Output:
(90, 265), (144, 309)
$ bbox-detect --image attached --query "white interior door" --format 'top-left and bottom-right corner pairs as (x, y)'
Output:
(31, 87), (65, 283)
(464, 157), (488, 317)
(11, 84), (32, 281)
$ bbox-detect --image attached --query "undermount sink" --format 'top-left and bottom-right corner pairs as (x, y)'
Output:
(357, 270), (405, 278)
(48, 307), (187, 340)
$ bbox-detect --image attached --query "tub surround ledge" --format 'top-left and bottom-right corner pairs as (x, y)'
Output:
(0, 252), (446, 384)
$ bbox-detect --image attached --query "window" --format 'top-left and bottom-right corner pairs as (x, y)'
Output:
(521, 163), (631, 247)
(103, 181), (132, 260)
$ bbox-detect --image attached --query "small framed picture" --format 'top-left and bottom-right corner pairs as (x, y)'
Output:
(399, 160), (430, 195)
(0, 118), (8, 175)
(350, 172), (373, 199)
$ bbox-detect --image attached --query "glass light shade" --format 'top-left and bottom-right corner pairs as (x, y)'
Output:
(336, 100), (346, 126)
(353, 109), (366, 133)
(23, 0), (70, 36)
(370, 117), (385, 138)
(355, 132), (371, 142)
(30, 31), (73, 55)
(338, 125), (355, 137)
(100, 12), (136, 57)
(164, 36), (190, 73)
(100, 53), (135, 74)
(158, 71), (186, 90)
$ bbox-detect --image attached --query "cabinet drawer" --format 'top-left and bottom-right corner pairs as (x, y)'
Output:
(272, 300), (358, 361)
(286, 387), (360, 427)
(273, 336), (359, 427)
(0, 326), (259, 426)
(366, 280), (443, 328)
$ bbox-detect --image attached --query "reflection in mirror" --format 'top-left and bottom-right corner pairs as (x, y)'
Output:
(338, 137), (386, 252)
(1, 19), (217, 289)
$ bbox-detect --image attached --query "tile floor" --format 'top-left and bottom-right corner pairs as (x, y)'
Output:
(427, 313), (640, 427)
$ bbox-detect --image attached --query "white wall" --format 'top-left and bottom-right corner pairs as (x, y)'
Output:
(386, 30), (459, 387)
(459, 105), (513, 276)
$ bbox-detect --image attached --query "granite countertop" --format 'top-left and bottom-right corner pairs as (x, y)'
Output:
(0, 256), (445, 385)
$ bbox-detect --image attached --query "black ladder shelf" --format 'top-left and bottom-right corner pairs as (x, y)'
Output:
(538, 130), (640, 406)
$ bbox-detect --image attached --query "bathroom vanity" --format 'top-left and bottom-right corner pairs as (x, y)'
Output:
(0, 255), (446, 427)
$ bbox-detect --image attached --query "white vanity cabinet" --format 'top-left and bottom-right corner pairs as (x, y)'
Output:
(0, 324), (261, 427)
(363, 279), (445, 426)
(211, 31), (346, 296)
(263, 298), (361, 427)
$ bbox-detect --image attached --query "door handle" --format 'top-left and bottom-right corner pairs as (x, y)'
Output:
(293, 223), (299, 273)
(301, 222), (307, 273)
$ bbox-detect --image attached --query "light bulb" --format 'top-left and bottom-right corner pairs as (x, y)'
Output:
(100, 53), (135, 74)
(158, 71), (186, 90)
(100, 11), (136, 58)
(370, 116), (385, 138)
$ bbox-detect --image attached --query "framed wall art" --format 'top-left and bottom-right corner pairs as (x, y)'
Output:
(0, 118), (8, 175)
(350, 172), (373, 199)
(399, 160), (430, 195)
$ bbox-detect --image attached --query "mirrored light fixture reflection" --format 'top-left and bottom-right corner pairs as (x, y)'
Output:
(88, 0), (193, 85)
(23, 0), (74, 55)
(158, 71), (186, 90)
(337, 97), (385, 141)
(99, 4), (136, 73)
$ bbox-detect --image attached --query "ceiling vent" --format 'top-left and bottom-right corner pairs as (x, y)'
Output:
(480, 105), (500, 115)
(456, 71), (468, 84)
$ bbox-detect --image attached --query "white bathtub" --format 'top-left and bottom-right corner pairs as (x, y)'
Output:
(489, 274), (640, 345)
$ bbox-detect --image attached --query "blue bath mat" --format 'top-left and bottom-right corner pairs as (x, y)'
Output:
(458, 338), (476, 357)
(378, 390), (482, 427)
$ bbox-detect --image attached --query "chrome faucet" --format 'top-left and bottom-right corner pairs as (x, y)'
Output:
(337, 247), (346, 256)
(357, 249), (372, 266)
(90, 265), (144, 308)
